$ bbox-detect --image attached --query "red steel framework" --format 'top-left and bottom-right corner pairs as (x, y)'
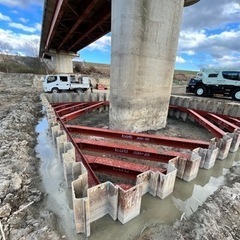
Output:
(52, 101), (239, 187)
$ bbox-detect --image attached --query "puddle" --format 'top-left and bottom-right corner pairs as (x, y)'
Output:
(35, 117), (78, 239)
(35, 117), (240, 240)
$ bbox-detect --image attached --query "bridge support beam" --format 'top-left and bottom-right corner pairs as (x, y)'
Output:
(43, 51), (76, 73)
(110, 0), (185, 132)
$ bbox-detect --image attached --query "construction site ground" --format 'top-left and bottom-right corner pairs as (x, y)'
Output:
(0, 73), (239, 240)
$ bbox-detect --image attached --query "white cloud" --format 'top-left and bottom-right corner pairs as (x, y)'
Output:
(0, 28), (40, 56)
(19, 17), (29, 23)
(182, 50), (195, 56)
(8, 22), (36, 33)
(86, 35), (111, 52)
(35, 23), (41, 32)
(0, 12), (11, 21)
(176, 56), (186, 63)
(182, 0), (240, 31)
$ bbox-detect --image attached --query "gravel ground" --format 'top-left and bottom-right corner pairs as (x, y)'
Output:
(0, 73), (239, 240)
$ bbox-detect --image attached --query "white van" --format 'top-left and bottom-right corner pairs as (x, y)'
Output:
(42, 74), (90, 93)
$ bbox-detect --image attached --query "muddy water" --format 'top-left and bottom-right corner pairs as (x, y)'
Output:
(35, 117), (240, 240)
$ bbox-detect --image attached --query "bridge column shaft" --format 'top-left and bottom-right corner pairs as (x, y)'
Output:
(45, 52), (75, 73)
(110, 0), (185, 132)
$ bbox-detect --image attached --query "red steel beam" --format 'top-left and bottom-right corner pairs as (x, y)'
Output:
(53, 102), (83, 111)
(66, 125), (210, 149)
(74, 138), (179, 163)
(223, 116), (240, 127)
(54, 112), (100, 186)
(60, 102), (106, 122)
(45, 0), (68, 50)
(207, 113), (239, 132)
(187, 109), (226, 139)
(56, 103), (87, 116)
(86, 155), (165, 180)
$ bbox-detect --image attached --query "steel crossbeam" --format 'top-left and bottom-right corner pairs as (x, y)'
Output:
(207, 113), (239, 132)
(66, 125), (210, 149)
(223, 116), (240, 127)
(187, 109), (226, 139)
(85, 155), (166, 180)
(51, 101), (238, 187)
(56, 103), (87, 116)
(52, 102), (82, 111)
(169, 105), (239, 138)
(74, 138), (180, 163)
(60, 101), (106, 122)
(54, 108), (100, 186)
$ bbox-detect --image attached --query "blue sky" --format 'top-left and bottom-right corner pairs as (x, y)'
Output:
(0, 0), (239, 70)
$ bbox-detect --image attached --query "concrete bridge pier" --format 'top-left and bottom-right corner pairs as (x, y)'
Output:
(110, 0), (185, 132)
(43, 50), (76, 73)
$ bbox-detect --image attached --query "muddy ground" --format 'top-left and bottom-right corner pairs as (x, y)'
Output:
(0, 73), (239, 240)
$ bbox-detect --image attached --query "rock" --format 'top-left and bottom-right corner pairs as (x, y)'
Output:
(10, 173), (22, 192)
(0, 203), (12, 217)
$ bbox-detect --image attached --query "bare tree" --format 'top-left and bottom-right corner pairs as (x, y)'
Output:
(25, 39), (40, 57)
(0, 41), (13, 73)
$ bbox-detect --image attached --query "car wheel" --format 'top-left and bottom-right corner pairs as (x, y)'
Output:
(195, 86), (206, 97)
(76, 88), (83, 93)
(52, 88), (59, 93)
(232, 89), (240, 101)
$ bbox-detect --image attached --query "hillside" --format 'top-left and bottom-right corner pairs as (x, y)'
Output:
(0, 55), (196, 84)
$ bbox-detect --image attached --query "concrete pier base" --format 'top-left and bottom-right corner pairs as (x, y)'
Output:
(110, 0), (184, 132)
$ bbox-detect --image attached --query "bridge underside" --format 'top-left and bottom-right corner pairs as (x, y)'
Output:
(40, 0), (199, 57)
(40, 0), (111, 57)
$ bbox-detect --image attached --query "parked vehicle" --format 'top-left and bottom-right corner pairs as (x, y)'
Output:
(186, 68), (240, 100)
(42, 74), (90, 93)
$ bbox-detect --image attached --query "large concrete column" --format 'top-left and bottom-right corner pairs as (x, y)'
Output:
(43, 50), (76, 73)
(110, 0), (185, 132)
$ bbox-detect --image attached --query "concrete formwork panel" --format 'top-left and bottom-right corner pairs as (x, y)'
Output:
(174, 157), (187, 179)
(229, 129), (240, 152)
(72, 176), (89, 234)
(148, 171), (160, 197)
(229, 103), (240, 117)
(88, 182), (118, 223)
(62, 151), (75, 187)
(197, 141), (219, 170)
(217, 133), (233, 160)
(136, 171), (153, 195)
(182, 150), (201, 182)
(118, 185), (143, 224)
(157, 163), (177, 199)
(56, 131), (67, 160)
